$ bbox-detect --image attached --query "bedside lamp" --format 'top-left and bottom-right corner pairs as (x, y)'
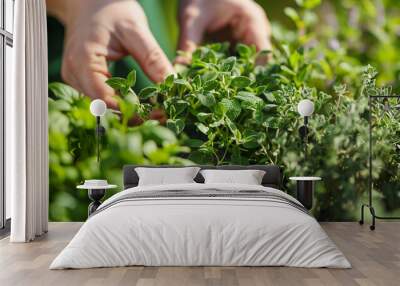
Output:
(90, 99), (107, 163)
(292, 100), (320, 210)
(297, 99), (314, 161)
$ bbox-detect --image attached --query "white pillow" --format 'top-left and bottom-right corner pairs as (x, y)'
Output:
(200, 169), (266, 185)
(135, 167), (201, 186)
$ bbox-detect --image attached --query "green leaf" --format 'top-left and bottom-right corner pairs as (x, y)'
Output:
(49, 82), (80, 103)
(147, 124), (177, 144)
(174, 78), (192, 91)
(139, 86), (158, 99)
(196, 112), (212, 122)
(264, 92), (276, 102)
(197, 93), (216, 108)
(284, 7), (300, 24)
(236, 44), (255, 59)
(204, 49), (218, 63)
(289, 50), (301, 72)
(254, 104), (266, 124)
(106, 77), (127, 89)
(203, 80), (219, 91)
(263, 104), (278, 112)
(192, 60), (209, 69)
(201, 71), (218, 82)
(243, 130), (263, 149)
(106, 77), (130, 95)
(281, 44), (291, 58)
(219, 98), (241, 120)
(185, 139), (204, 148)
(143, 140), (158, 157)
(209, 118), (225, 128)
(225, 117), (241, 142)
(174, 100), (190, 116)
(115, 93), (139, 120)
(164, 74), (175, 88)
(281, 65), (297, 76)
(126, 70), (136, 87)
(50, 99), (71, 111)
(166, 118), (185, 134)
(295, 0), (321, 9)
(231, 76), (252, 88)
(221, 57), (236, 71)
(49, 111), (70, 134)
(235, 91), (263, 107)
(192, 75), (202, 88)
(195, 122), (209, 135)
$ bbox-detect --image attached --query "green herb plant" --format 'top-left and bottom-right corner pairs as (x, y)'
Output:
(49, 0), (400, 221)
(107, 43), (399, 221)
(48, 81), (190, 221)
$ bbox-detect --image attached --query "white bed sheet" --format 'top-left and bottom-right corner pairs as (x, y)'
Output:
(50, 183), (350, 269)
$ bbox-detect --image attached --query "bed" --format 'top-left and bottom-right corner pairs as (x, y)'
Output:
(50, 165), (350, 269)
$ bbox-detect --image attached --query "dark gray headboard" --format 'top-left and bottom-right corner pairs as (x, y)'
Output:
(123, 165), (281, 190)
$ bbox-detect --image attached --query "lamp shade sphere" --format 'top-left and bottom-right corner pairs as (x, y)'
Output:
(297, 99), (314, 117)
(90, 99), (107, 117)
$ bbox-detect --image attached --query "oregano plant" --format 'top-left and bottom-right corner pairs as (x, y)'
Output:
(106, 43), (399, 220)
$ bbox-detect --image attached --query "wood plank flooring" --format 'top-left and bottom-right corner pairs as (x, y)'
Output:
(0, 222), (399, 286)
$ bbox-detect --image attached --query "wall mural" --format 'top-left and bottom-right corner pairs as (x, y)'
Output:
(47, 0), (400, 221)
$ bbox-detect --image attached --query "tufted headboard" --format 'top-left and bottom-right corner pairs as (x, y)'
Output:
(123, 165), (282, 190)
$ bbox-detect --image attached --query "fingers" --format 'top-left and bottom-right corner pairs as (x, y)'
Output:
(62, 40), (119, 110)
(234, 2), (272, 52)
(149, 109), (167, 125)
(176, 0), (272, 65)
(230, 2), (272, 64)
(115, 19), (175, 83)
(176, 4), (206, 64)
(127, 109), (167, 126)
(82, 70), (119, 110)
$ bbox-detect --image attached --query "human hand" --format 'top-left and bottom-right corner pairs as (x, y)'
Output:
(47, 0), (174, 109)
(176, 0), (272, 64)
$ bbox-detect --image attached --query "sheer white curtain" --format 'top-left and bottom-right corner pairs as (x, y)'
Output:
(7, 0), (48, 242)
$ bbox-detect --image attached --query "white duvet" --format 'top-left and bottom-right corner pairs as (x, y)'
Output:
(50, 183), (351, 269)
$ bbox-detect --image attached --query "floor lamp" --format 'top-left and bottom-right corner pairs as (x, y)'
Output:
(359, 94), (400, 230)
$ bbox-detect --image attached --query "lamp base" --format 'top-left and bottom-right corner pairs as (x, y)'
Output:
(296, 180), (314, 210)
(88, 189), (106, 216)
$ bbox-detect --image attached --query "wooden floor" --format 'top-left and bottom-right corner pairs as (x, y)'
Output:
(0, 222), (399, 286)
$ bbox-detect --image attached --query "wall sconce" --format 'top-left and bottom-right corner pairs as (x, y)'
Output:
(90, 99), (107, 163)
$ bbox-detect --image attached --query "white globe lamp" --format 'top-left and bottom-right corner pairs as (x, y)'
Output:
(297, 99), (314, 117)
(90, 99), (107, 117)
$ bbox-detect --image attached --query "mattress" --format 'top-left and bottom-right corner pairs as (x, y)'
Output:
(50, 183), (351, 269)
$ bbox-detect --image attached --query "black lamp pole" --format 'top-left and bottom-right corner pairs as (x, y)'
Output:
(299, 116), (309, 163)
(95, 116), (105, 163)
(304, 116), (308, 162)
(360, 94), (400, 230)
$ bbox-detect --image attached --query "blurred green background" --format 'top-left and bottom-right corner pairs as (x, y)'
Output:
(48, 0), (400, 221)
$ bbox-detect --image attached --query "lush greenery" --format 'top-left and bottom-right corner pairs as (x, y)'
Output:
(49, 83), (190, 221)
(49, 0), (400, 221)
